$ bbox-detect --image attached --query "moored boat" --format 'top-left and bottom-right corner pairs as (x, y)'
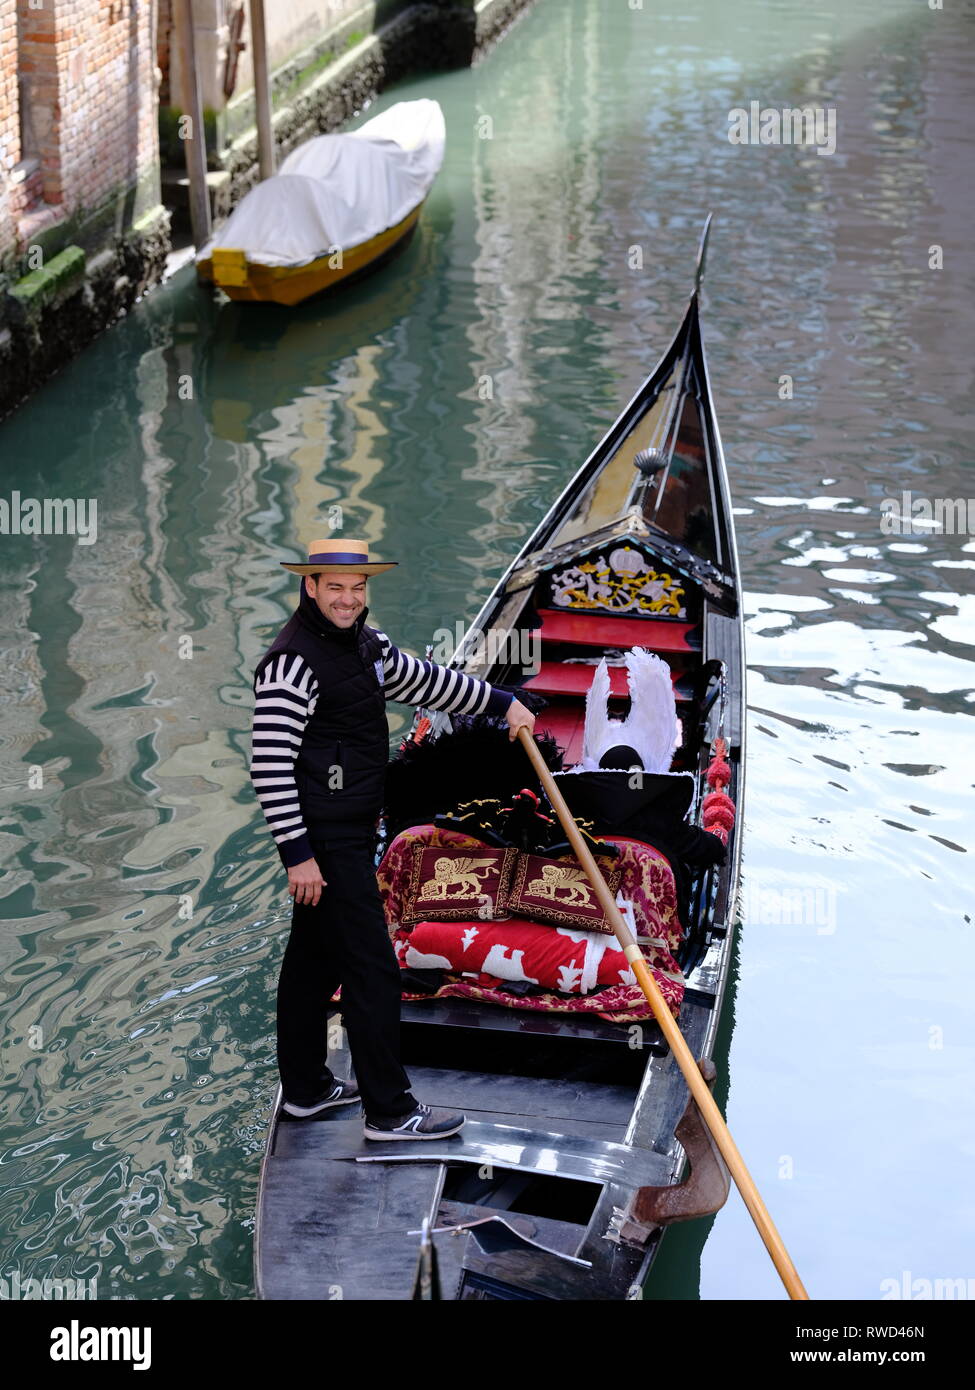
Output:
(196, 99), (445, 304)
(255, 219), (746, 1299)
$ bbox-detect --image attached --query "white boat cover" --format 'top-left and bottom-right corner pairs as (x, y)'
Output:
(196, 98), (445, 269)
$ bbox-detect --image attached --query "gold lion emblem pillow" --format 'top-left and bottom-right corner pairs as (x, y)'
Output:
(401, 845), (518, 924)
(507, 852), (622, 934)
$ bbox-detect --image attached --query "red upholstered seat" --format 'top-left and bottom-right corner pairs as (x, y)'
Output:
(525, 660), (683, 697)
(536, 609), (698, 652)
(377, 826), (686, 1022)
(396, 917), (640, 994)
(536, 701), (586, 764)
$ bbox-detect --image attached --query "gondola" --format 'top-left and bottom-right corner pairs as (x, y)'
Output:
(254, 217), (745, 1300)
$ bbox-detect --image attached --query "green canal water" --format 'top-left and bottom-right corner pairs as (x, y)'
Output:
(1, 0), (972, 1300)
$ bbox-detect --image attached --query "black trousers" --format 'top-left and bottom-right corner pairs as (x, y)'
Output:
(275, 828), (417, 1119)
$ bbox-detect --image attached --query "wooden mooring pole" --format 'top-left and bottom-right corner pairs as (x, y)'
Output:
(172, 0), (212, 248)
(249, 0), (276, 179)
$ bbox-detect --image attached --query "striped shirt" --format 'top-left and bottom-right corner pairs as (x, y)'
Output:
(249, 630), (514, 868)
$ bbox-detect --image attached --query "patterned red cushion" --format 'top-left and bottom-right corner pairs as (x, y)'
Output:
(399, 917), (638, 995)
(379, 826), (683, 956)
(507, 852), (622, 934)
(400, 844), (518, 924)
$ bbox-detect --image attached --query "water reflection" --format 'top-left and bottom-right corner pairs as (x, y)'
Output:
(0, 0), (972, 1301)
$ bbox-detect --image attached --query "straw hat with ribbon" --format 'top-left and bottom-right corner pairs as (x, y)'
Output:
(280, 537), (398, 577)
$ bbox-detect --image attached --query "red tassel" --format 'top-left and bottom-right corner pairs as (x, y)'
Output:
(703, 740), (735, 837)
(703, 805), (736, 832)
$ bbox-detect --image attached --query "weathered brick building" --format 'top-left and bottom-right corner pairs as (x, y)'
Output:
(0, 0), (535, 420)
(0, 0), (169, 416)
(11, 0), (161, 238)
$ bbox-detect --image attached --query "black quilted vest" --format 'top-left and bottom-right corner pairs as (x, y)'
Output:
(255, 586), (389, 833)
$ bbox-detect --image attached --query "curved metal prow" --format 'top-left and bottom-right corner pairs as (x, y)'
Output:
(694, 213), (713, 295)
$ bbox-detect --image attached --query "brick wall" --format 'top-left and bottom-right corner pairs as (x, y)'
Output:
(2, 0), (161, 263)
(0, 0), (21, 256)
(32, 0), (158, 212)
(16, 0), (58, 203)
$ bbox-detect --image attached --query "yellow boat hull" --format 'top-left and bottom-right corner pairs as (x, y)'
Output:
(196, 200), (425, 305)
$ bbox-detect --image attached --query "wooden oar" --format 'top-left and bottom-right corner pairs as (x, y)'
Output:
(516, 727), (810, 1301)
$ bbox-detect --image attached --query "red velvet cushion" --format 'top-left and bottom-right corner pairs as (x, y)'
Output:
(507, 851), (622, 934)
(400, 844), (518, 924)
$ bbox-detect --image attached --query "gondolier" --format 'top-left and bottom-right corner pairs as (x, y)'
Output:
(249, 536), (536, 1141)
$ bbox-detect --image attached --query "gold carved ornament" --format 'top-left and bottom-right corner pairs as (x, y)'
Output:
(550, 545), (686, 618)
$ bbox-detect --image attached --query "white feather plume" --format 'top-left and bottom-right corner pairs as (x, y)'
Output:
(621, 648), (681, 774)
(576, 646), (680, 774)
(580, 657), (613, 772)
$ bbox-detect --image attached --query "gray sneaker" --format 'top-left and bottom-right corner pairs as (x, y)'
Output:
(282, 1078), (360, 1118)
(363, 1102), (465, 1141)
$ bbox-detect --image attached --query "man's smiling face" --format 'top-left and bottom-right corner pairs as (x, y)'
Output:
(305, 572), (367, 628)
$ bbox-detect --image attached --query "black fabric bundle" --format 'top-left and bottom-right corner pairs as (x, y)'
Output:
(382, 705), (563, 845)
(433, 792), (616, 860)
(552, 770), (727, 927)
